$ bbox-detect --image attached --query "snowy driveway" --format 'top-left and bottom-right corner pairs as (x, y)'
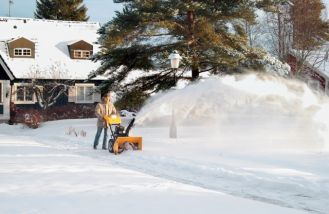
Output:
(0, 122), (308, 214)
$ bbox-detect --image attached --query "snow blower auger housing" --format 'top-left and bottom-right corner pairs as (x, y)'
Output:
(104, 115), (142, 155)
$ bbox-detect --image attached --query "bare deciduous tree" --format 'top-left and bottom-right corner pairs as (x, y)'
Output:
(24, 62), (73, 110)
(290, 0), (329, 75)
(264, 2), (292, 61)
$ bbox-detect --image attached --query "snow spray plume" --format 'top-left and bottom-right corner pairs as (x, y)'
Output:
(136, 73), (329, 150)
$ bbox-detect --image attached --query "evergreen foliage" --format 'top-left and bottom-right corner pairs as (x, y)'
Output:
(114, 90), (149, 112)
(92, 0), (280, 108)
(258, 0), (290, 12)
(35, 0), (89, 21)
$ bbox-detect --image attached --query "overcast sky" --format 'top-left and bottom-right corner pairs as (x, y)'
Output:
(0, 0), (123, 24)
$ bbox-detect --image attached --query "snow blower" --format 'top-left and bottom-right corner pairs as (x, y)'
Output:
(104, 115), (142, 155)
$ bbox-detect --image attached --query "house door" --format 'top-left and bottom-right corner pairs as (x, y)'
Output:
(0, 80), (10, 122)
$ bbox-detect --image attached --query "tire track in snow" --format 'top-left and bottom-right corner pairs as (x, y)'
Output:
(29, 133), (328, 214)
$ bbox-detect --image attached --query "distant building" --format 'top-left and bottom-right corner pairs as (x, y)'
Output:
(0, 17), (105, 123)
(287, 52), (329, 96)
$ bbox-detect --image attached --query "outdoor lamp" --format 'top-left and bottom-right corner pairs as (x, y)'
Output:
(169, 50), (182, 69)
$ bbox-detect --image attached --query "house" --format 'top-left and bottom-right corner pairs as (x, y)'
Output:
(0, 17), (106, 123)
(287, 53), (329, 96)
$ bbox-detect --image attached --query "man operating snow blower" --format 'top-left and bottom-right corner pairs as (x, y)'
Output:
(93, 92), (142, 154)
(93, 92), (117, 150)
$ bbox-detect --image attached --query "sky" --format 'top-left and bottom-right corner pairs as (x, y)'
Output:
(0, 0), (123, 24)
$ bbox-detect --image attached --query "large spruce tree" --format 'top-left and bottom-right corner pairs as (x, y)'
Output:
(35, 0), (89, 21)
(92, 0), (278, 103)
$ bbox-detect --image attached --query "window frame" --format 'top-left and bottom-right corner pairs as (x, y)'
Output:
(14, 84), (35, 104)
(73, 50), (91, 59)
(14, 48), (32, 57)
(75, 83), (94, 104)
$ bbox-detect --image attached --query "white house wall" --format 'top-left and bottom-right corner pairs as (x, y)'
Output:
(0, 80), (10, 121)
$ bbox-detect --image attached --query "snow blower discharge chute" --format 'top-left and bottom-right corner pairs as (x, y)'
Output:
(104, 115), (142, 155)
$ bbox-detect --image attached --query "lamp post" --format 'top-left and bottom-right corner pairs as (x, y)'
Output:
(168, 50), (181, 139)
(169, 109), (177, 138)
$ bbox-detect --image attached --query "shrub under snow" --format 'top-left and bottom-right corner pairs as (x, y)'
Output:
(260, 54), (291, 77)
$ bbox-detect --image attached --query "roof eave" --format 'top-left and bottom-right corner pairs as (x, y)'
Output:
(0, 54), (15, 80)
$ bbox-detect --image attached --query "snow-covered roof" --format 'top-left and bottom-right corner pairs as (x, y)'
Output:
(0, 16), (105, 80)
(290, 45), (329, 80)
(307, 45), (329, 79)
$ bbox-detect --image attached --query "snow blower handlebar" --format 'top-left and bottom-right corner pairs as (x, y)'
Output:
(104, 114), (121, 125)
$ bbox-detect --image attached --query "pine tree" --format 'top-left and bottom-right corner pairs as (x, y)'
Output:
(35, 0), (89, 21)
(35, 0), (56, 20)
(92, 0), (278, 106)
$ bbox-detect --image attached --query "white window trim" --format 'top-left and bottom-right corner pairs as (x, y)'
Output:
(0, 82), (3, 104)
(14, 48), (32, 56)
(13, 83), (35, 104)
(75, 83), (95, 104)
(73, 50), (91, 59)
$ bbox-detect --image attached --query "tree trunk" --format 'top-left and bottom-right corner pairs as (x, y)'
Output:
(192, 66), (199, 80)
(278, 11), (283, 60)
(187, 11), (195, 43)
(187, 11), (199, 80)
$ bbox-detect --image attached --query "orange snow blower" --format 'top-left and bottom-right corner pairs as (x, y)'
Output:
(104, 115), (142, 155)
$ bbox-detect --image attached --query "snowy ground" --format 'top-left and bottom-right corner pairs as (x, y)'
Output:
(1, 75), (329, 213)
(0, 118), (326, 214)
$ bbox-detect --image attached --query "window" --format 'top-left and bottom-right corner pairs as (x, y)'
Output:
(74, 50), (82, 58)
(0, 82), (2, 103)
(73, 50), (91, 59)
(82, 51), (90, 58)
(76, 84), (94, 103)
(14, 48), (32, 56)
(15, 85), (34, 103)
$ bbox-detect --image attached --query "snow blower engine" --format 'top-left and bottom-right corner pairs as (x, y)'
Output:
(104, 115), (142, 155)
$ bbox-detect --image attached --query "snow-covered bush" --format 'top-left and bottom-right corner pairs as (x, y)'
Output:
(259, 54), (291, 76)
(65, 127), (87, 137)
